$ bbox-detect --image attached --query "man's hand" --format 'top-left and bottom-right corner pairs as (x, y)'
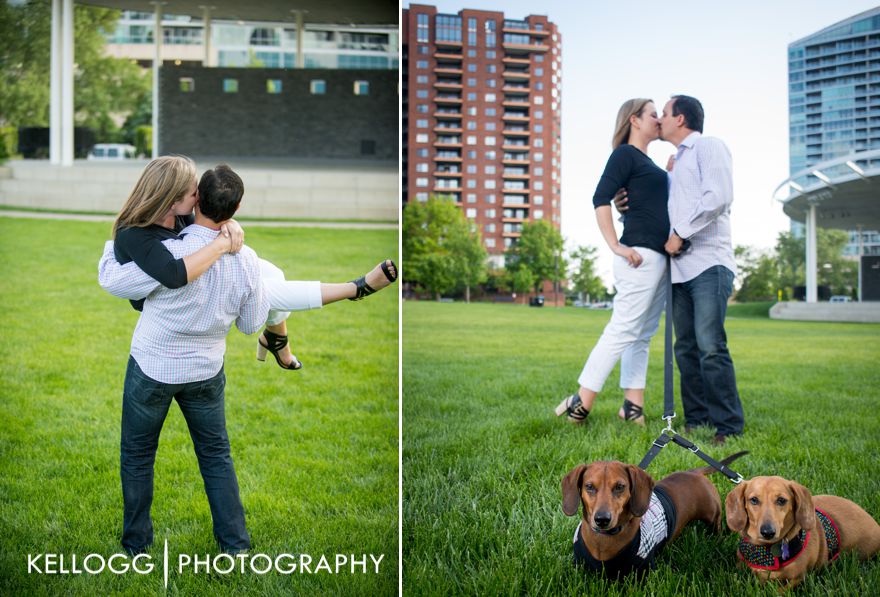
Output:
(665, 232), (684, 256)
(612, 188), (629, 213)
(666, 155), (675, 172)
(220, 219), (244, 254)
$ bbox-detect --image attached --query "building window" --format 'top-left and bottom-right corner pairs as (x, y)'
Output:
(467, 49), (477, 57)
(468, 63), (477, 72)
(467, 121), (477, 130)
(416, 134), (429, 143)
(467, 180), (477, 188)
(485, 93), (496, 102)
(534, 209), (544, 219)
(417, 14), (429, 43)
(487, 64), (496, 73)
(468, 17), (477, 45)
(466, 135), (477, 145)
(533, 195), (544, 205)
(534, 110), (543, 119)
(416, 163), (429, 172)
(485, 179), (496, 189)
(416, 148), (428, 157)
(466, 208), (477, 218)
(250, 27), (280, 46)
(467, 150), (477, 159)
(485, 107), (496, 116)
(534, 139), (544, 147)
(485, 20), (496, 48)
(467, 106), (477, 116)
(417, 75), (429, 84)
(487, 80), (496, 88)
(534, 152), (543, 161)
(533, 95), (543, 104)
(485, 150), (496, 159)
(416, 60), (428, 69)
(223, 79), (238, 93)
(266, 79), (282, 94)
(535, 54), (544, 62)
(485, 136), (496, 145)
(535, 68), (544, 76)
(485, 238), (496, 248)
(534, 167), (543, 176)
(309, 79), (326, 94)
(416, 119), (428, 128)
(353, 80), (369, 95)
(416, 192), (429, 201)
(485, 165), (496, 174)
(416, 89), (429, 98)
(485, 194), (496, 204)
(467, 92), (477, 101)
(534, 124), (543, 133)
(418, 45), (429, 54)
(535, 82), (544, 90)
(486, 122), (496, 131)
(467, 164), (477, 173)
(416, 104), (428, 113)
(436, 15), (462, 42)
(467, 77), (477, 87)
(485, 223), (496, 233)
(416, 177), (429, 187)
(534, 181), (544, 190)
(467, 193), (477, 203)
(485, 208), (496, 218)
(179, 77), (195, 92)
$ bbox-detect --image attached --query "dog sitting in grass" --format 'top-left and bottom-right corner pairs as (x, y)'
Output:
(726, 475), (880, 589)
(561, 454), (746, 578)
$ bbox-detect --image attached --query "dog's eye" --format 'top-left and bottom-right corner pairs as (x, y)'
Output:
(749, 497), (760, 505)
(584, 483), (596, 493)
(775, 497), (788, 506)
(613, 483), (625, 492)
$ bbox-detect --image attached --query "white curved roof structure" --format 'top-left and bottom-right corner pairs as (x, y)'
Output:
(773, 149), (880, 230)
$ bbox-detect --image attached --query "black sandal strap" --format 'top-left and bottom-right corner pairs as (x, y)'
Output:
(262, 330), (289, 352)
(622, 399), (644, 421)
(566, 395), (589, 421)
(380, 259), (398, 283)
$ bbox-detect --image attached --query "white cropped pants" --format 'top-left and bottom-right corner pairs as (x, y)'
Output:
(577, 247), (667, 392)
(260, 259), (323, 326)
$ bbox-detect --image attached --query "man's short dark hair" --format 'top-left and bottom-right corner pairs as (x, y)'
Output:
(671, 95), (704, 133)
(198, 164), (243, 222)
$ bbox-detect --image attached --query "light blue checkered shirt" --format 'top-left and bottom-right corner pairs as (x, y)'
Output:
(99, 224), (268, 384)
(668, 132), (737, 284)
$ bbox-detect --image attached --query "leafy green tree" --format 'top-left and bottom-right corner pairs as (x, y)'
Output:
(0, 2), (149, 141)
(569, 245), (608, 303)
(403, 195), (487, 301)
(504, 220), (565, 295)
(735, 245), (779, 302)
(775, 229), (857, 297)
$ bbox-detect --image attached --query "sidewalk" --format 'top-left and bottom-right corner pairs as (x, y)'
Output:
(0, 210), (397, 230)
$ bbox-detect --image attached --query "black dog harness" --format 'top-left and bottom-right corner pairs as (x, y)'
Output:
(737, 508), (841, 571)
(572, 486), (677, 577)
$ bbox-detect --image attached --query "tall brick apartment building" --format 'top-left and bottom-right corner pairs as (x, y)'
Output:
(402, 4), (562, 265)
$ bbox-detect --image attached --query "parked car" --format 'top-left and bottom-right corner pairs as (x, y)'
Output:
(87, 143), (136, 160)
(829, 295), (852, 303)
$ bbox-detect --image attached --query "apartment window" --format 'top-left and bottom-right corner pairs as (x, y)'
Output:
(485, 93), (496, 102)
(416, 75), (429, 84)
(486, 50), (496, 58)
(416, 60), (428, 69)
(467, 150), (477, 159)
(534, 181), (544, 190)
(467, 164), (477, 173)
(534, 167), (543, 176)
(487, 80), (496, 88)
(416, 119), (429, 128)
(436, 15), (462, 42)
(466, 135), (477, 145)
(467, 92), (477, 101)
(416, 148), (428, 157)
(468, 17), (477, 45)
(534, 124), (543, 133)
(485, 136), (496, 145)
(467, 193), (477, 203)
(535, 54), (544, 62)
(179, 77), (195, 92)
(468, 49), (477, 57)
(485, 165), (496, 174)
(467, 106), (477, 116)
(466, 208), (477, 218)
(485, 107), (496, 116)
(418, 45), (428, 54)
(485, 194), (496, 204)
(534, 209), (544, 219)
(416, 104), (428, 113)
(467, 77), (477, 87)
(222, 78), (238, 93)
(467, 180), (477, 188)
(534, 152), (543, 161)
(534, 139), (544, 147)
(533, 95), (543, 104)
(535, 68), (544, 76)
(533, 195), (543, 205)
(485, 122), (496, 131)
(485, 238), (496, 248)
(416, 177), (428, 187)
(416, 134), (429, 143)
(467, 63), (477, 72)
(535, 82), (544, 90)
(534, 110), (544, 119)
(485, 20), (496, 48)
(487, 64), (496, 73)
(485, 208), (496, 218)
(485, 180), (496, 189)
(467, 121), (477, 130)
(416, 192), (428, 201)
(485, 150), (496, 159)
(485, 223), (496, 233)
(266, 79), (282, 94)
(416, 89), (428, 98)
(354, 80), (370, 95)
(417, 14), (430, 42)
(416, 163), (429, 172)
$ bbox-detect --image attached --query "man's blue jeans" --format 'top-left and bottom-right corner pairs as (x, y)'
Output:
(120, 356), (250, 553)
(672, 265), (744, 436)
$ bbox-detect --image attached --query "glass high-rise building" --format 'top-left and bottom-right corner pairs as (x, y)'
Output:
(788, 6), (880, 255)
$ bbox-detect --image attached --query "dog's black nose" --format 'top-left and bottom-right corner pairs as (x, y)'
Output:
(594, 512), (612, 528)
(760, 524), (776, 539)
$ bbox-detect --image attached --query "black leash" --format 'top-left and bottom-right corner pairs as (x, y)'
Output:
(637, 258), (744, 485)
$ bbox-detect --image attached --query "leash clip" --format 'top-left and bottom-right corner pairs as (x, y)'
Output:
(662, 414), (675, 434)
(730, 473), (744, 485)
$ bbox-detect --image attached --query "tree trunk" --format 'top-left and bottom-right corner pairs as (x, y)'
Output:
(465, 285), (471, 303)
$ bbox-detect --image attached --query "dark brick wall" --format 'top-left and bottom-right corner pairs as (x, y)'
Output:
(159, 67), (398, 160)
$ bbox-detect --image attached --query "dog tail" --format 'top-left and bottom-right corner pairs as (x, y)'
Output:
(689, 450), (749, 476)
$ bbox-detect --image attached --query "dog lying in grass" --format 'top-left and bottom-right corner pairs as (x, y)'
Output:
(561, 453), (746, 578)
(726, 475), (880, 589)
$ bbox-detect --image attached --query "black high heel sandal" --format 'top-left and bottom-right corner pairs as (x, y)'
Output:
(349, 259), (398, 301)
(620, 399), (645, 425)
(554, 394), (590, 425)
(257, 330), (302, 370)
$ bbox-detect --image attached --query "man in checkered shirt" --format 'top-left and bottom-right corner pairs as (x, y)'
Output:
(107, 165), (268, 555)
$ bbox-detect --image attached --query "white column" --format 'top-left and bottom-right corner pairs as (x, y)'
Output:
(202, 7), (212, 67)
(857, 225), (863, 302)
(60, 0), (74, 166)
(295, 11), (304, 68)
(805, 204), (817, 303)
(49, 0), (62, 164)
(152, 4), (163, 158)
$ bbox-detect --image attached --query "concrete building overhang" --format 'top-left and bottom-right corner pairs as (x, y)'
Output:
(773, 149), (880, 231)
(77, 1), (396, 25)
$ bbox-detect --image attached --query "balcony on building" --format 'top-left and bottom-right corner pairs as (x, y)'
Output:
(503, 98), (530, 108)
(502, 111), (530, 122)
(434, 150), (462, 163)
(434, 135), (462, 147)
(503, 125), (530, 137)
(434, 163), (462, 177)
(434, 50), (463, 62)
(501, 19), (550, 38)
(434, 108), (463, 120)
(502, 193), (529, 207)
(502, 69), (530, 81)
(502, 166), (529, 179)
(434, 79), (463, 90)
(502, 83), (531, 95)
(435, 93), (463, 104)
(433, 179), (462, 193)
(502, 31), (550, 54)
(434, 122), (463, 134)
(434, 65), (463, 76)
(502, 56), (530, 67)
(502, 152), (529, 165)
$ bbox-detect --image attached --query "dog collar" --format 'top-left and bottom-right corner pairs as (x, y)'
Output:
(738, 529), (809, 571)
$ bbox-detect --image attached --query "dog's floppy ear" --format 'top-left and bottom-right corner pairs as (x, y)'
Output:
(725, 480), (748, 533)
(789, 480), (815, 531)
(561, 464), (588, 516)
(626, 465), (654, 517)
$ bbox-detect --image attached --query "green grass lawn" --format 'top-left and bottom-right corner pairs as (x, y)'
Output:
(0, 218), (398, 596)
(403, 301), (880, 596)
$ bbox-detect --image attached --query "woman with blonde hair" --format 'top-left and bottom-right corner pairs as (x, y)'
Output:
(102, 155), (396, 370)
(554, 98), (669, 426)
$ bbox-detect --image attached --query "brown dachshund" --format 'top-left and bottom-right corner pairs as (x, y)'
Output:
(561, 453), (746, 578)
(726, 475), (880, 589)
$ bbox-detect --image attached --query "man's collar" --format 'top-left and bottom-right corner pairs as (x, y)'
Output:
(180, 223), (221, 238)
(678, 131), (701, 149)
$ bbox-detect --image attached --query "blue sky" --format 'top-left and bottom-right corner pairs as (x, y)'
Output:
(409, 0), (880, 283)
